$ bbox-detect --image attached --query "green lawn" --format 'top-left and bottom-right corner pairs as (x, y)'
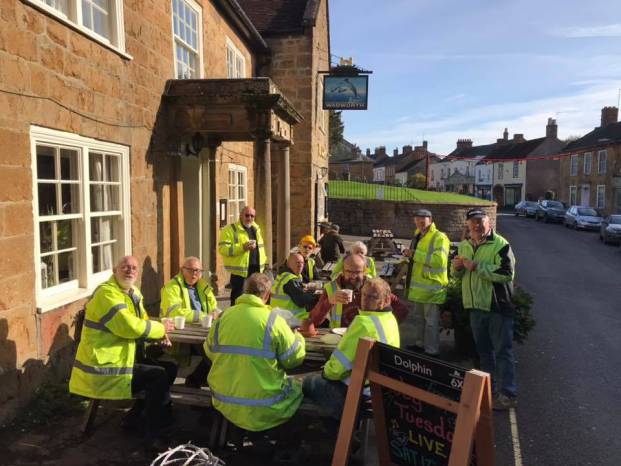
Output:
(328, 181), (491, 205)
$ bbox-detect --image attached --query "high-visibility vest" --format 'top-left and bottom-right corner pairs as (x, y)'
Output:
(218, 221), (268, 278)
(270, 271), (308, 320)
(324, 280), (345, 328)
(407, 223), (450, 304)
(69, 276), (165, 400)
(204, 294), (306, 432)
(306, 257), (315, 282)
(324, 310), (400, 384)
(160, 273), (217, 323)
(330, 255), (377, 280)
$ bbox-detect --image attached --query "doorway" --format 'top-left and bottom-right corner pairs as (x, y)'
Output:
(580, 185), (590, 207)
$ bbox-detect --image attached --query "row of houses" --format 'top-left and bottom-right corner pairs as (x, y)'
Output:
(0, 0), (330, 421)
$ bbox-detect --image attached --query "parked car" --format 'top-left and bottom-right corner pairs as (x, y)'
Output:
(564, 206), (603, 230)
(535, 200), (566, 223)
(514, 201), (539, 217)
(599, 214), (621, 244)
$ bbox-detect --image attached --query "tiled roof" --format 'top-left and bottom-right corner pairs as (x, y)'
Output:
(563, 121), (621, 152)
(484, 138), (546, 160)
(447, 142), (498, 159)
(396, 159), (426, 173)
(236, 0), (316, 35)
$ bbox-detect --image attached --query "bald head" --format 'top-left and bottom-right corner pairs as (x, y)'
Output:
(287, 252), (305, 275)
(342, 253), (366, 289)
(240, 206), (256, 227)
(114, 256), (139, 290)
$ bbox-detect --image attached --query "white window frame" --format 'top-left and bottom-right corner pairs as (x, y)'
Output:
(226, 38), (246, 78)
(172, 0), (204, 79)
(570, 154), (578, 176)
(569, 185), (577, 206)
(24, 0), (129, 58)
(30, 126), (131, 311)
(598, 150), (607, 174)
(583, 152), (592, 175)
(596, 184), (605, 209)
(227, 164), (247, 225)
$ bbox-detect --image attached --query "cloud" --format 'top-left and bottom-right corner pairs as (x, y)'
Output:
(347, 80), (621, 155)
(552, 24), (621, 38)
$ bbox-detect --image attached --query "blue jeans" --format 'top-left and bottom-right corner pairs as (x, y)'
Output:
(469, 309), (517, 398)
(302, 374), (348, 420)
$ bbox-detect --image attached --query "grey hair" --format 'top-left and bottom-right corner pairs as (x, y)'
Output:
(363, 277), (392, 300)
(183, 256), (201, 266)
(350, 241), (367, 255)
(244, 273), (273, 297)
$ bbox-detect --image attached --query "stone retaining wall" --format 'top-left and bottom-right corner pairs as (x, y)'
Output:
(328, 199), (497, 241)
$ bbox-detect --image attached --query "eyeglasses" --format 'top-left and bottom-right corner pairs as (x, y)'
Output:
(183, 267), (204, 274)
(244, 213), (256, 218)
(120, 265), (138, 271)
(344, 269), (364, 274)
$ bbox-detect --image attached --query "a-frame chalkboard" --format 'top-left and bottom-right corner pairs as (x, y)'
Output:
(332, 338), (495, 466)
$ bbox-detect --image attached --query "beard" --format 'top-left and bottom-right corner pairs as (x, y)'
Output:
(116, 276), (136, 290)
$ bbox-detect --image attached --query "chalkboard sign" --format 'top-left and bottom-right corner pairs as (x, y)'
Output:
(376, 343), (475, 466)
(332, 338), (494, 466)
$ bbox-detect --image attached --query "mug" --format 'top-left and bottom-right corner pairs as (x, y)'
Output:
(174, 316), (186, 330)
(201, 314), (214, 329)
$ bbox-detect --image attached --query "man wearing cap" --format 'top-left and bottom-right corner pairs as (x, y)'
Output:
(451, 209), (517, 411)
(402, 209), (450, 356)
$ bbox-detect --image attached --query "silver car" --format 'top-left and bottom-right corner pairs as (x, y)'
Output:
(564, 206), (603, 231)
(599, 215), (621, 244)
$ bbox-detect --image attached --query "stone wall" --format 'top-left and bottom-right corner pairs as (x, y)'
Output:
(328, 199), (497, 241)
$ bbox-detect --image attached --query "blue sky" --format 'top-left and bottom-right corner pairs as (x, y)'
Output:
(329, 0), (621, 155)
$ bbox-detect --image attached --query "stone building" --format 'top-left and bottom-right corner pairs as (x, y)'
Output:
(0, 0), (329, 421)
(559, 107), (621, 214)
(328, 139), (373, 181)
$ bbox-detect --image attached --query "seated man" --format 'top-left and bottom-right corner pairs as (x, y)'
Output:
(303, 278), (400, 419)
(271, 252), (319, 321)
(309, 254), (408, 328)
(297, 235), (321, 283)
(70, 256), (177, 448)
(204, 273), (306, 432)
(330, 241), (377, 280)
(160, 256), (217, 388)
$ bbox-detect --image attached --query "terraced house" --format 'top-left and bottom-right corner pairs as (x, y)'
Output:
(0, 0), (330, 421)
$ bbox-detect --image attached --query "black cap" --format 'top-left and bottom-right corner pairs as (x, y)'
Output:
(466, 208), (487, 220)
(413, 209), (432, 218)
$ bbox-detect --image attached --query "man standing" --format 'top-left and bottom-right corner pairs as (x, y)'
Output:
(318, 224), (345, 263)
(160, 256), (217, 387)
(204, 273), (306, 432)
(218, 206), (267, 305)
(271, 252), (319, 321)
(309, 254), (408, 328)
(451, 209), (517, 410)
(303, 278), (400, 419)
(70, 256), (176, 448)
(402, 209), (450, 356)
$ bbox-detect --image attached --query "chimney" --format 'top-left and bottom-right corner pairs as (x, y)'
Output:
(402, 145), (412, 154)
(374, 146), (387, 158)
(456, 138), (473, 150)
(546, 118), (558, 138)
(393, 148), (399, 156)
(422, 140), (428, 150)
(513, 134), (525, 143)
(601, 106), (618, 127)
(503, 128), (509, 141)
(366, 148), (371, 157)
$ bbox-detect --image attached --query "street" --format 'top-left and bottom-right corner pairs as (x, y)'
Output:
(494, 214), (621, 466)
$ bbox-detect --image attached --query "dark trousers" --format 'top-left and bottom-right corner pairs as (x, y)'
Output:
(230, 265), (261, 305)
(131, 360), (177, 436)
(186, 344), (212, 386)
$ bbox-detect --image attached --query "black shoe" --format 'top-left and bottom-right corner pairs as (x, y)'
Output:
(121, 400), (145, 431)
(184, 377), (204, 389)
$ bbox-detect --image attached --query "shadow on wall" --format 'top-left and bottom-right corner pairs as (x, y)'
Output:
(0, 318), (77, 425)
(141, 255), (162, 317)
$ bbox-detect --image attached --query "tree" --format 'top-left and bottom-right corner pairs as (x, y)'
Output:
(329, 110), (345, 153)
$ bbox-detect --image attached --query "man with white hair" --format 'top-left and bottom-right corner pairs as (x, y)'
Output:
(330, 240), (377, 279)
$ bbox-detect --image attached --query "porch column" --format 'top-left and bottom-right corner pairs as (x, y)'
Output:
(254, 135), (273, 269)
(276, 142), (291, 266)
(170, 157), (185, 272)
(205, 140), (221, 280)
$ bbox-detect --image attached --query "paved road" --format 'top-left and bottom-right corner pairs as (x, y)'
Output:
(494, 214), (621, 466)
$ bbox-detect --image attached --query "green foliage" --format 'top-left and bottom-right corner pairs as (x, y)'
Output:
(443, 279), (536, 345)
(10, 382), (88, 430)
(329, 110), (345, 153)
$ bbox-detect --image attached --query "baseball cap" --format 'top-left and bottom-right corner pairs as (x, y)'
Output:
(413, 209), (432, 218)
(466, 208), (487, 220)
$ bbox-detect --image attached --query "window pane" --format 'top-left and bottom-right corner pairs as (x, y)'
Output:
(38, 184), (57, 215)
(61, 183), (80, 214)
(37, 146), (56, 180)
(57, 219), (74, 250)
(90, 185), (104, 211)
(58, 251), (75, 283)
(92, 245), (114, 273)
(90, 152), (104, 181)
(105, 185), (119, 210)
(105, 155), (119, 181)
(91, 216), (116, 243)
(60, 149), (79, 180)
(82, 1), (92, 29)
(93, 9), (109, 38)
(40, 222), (53, 253)
(41, 255), (56, 288)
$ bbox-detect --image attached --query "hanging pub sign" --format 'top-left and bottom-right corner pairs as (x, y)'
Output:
(323, 74), (369, 110)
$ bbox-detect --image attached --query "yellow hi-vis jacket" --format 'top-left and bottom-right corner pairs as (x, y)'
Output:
(271, 271), (308, 320)
(407, 223), (450, 304)
(218, 220), (267, 278)
(204, 294), (306, 432)
(160, 273), (217, 323)
(330, 255), (377, 280)
(69, 276), (165, 400)
(324, 280), (345, 328)
(324, 310), (400, 384)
